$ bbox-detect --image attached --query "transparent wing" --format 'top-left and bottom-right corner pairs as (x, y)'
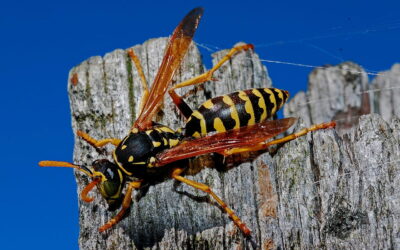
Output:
(134, 7), (204, 130)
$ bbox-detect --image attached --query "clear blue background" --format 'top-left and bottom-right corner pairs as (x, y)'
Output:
(1, 0), (399, 249)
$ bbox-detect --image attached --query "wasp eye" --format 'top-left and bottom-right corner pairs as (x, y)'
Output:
(102, 181), (121, 198)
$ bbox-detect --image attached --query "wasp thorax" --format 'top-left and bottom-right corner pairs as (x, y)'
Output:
(113, 127), (182, 178)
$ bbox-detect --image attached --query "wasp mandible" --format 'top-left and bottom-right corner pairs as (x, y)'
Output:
(39, 7), (335, 237)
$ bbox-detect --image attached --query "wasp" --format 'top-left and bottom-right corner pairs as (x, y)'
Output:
(39, 7), (335, 238)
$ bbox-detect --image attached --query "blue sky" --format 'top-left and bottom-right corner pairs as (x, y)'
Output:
(1, 0), (399, 249)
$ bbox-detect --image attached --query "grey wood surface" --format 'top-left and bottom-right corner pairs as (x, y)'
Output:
(67, 38), (400, 249)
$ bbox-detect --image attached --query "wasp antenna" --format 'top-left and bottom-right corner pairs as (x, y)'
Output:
(38, 160), (93, 177)
(39, 160), (76, 168)
(81, 178), (101, 203)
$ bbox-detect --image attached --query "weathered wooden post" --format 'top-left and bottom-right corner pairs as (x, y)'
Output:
(68, 37), (400, 249)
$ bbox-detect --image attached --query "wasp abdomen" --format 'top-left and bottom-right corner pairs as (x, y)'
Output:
(184, 88), (289, 138)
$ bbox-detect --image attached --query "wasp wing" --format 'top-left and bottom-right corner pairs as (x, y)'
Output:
(155, 117), (297, 166)
(134, 7), (204, 130)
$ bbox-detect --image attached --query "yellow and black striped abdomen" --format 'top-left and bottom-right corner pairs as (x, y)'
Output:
(184, 88), (289, 138)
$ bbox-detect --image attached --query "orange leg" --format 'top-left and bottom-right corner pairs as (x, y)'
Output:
(168, 44), (254, 118)
(127, 48), (150, 114)
(77, 130), (121, 149)
(170, 44), (254, 91)
(99, 180), (142, 232)
(81, 178), (101, 202)
(171, 168), (252, 237)
(222, 121), (336, 155)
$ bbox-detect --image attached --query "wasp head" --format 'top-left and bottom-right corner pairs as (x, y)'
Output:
(90, 159), (125, 210)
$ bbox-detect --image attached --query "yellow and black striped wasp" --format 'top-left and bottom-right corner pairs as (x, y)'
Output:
(39, 7), (335, 238)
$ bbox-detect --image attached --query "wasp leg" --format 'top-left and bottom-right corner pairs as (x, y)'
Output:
(127, 48), (150, 114)
(170, 44), (254, 91)
(222, 121), (336, 156)
(171, 168), (252, 237)
(99, 180), (142, 232)
(168, 44), (254, 119)
(168, 88), (193, 118)
(77, 130), (121, 149)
